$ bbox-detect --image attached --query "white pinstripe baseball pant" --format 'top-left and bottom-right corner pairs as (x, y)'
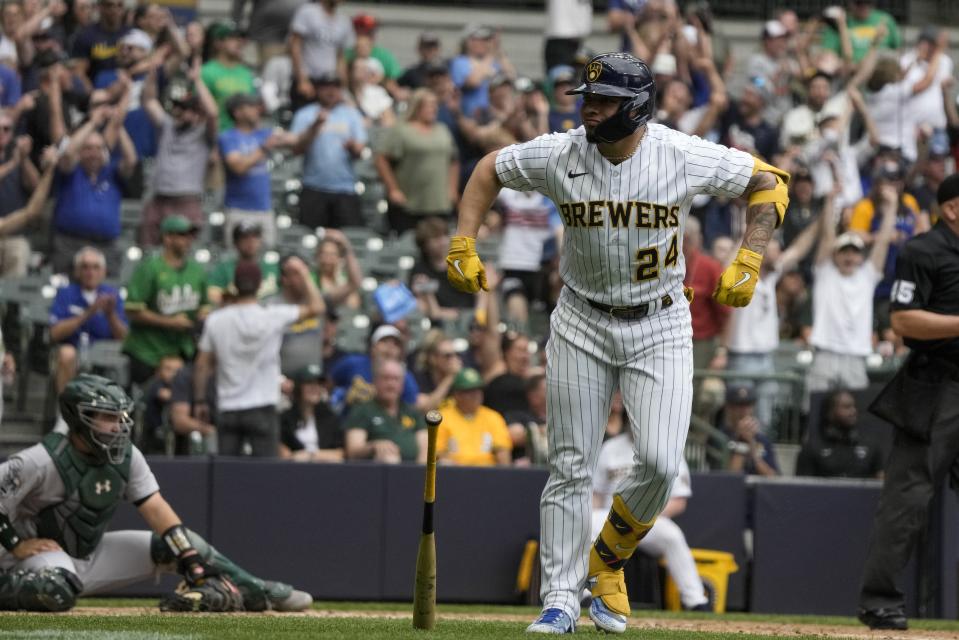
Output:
(539, 287), (694, 618)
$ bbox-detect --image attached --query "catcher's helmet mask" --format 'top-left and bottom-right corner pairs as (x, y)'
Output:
(60, 374), (134, 464)
(568, 52), (656, 144)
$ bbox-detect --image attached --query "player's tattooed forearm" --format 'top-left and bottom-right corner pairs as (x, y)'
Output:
(744, 170), (778, 194)
(742, 204), (777, 253)
(740, 171), (779, 254)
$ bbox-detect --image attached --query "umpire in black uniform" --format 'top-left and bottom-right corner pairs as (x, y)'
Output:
(859, 173), (959, 630)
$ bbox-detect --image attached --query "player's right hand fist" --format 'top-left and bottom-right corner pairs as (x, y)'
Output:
(447, 236), (488, 294)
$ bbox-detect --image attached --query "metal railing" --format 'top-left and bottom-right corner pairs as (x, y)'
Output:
(693, 368), (807, 443)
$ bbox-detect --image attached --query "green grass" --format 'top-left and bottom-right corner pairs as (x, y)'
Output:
(0, 616), (861, 640)
(0, 599), (945, 639)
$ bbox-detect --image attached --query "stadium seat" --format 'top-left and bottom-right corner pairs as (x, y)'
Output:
(84, 340), (131, 390)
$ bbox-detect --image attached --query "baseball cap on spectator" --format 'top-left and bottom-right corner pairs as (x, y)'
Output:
(418, 32), (440, 47)
(233, 260), (262, 297)
(548, 65), (577, 86)
(873, 159), (904, 182)
(808, 70), (834, 85)
(31, 19), (56, 41)
(171, 92), (201, 112)
(725, 383), (757, 405)
(937, 174), (959, 205)
(451, 368), (484, 392)
(161, 215), (199, 235)
(490, 74), (513, 90)
(225, 92), (261, 118)
(36, 48), (67, 67)
(232, 221), (262, 244)
(209, 22), (243, 41)
(294, 364), (324, 384)
(834, 232), (866, 253)
(762, 20), (788, 39)
(514, 77), (536, 94)
(792, 165), (813, 183)
(371, 324), (403, 347)
(424, 61), (448, 77)
(746, 76), (772, 103)
(918, 26), (940, 44)
(352, 13), (378, 35)
(312, 73), (341, 86)
(815, 101), (845, 125)
(651, 53), (677, 77)
(120, 29), (153, 53)
(463, 24), (493, 40)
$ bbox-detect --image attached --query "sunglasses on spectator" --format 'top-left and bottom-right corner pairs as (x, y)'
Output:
(78, 262), (104, 269)
(436, 351), (456, 358)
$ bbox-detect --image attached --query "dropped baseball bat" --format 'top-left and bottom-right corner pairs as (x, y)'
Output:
(413, 409), (442, 630)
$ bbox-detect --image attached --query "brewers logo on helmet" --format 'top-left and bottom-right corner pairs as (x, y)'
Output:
(586, 61), (602, 83)
(568, 52), (656, 143)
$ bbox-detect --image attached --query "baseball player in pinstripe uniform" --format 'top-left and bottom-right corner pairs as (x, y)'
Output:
(447, 52), (790, 634)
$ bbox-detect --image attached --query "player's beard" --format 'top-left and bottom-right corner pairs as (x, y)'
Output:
(584, 124), (599, 143)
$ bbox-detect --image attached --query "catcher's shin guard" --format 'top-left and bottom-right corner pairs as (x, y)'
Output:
(0, 567), (82, 612)
(587, 495), (655, 617)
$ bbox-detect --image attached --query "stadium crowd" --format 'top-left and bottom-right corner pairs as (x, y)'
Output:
(0, 0), (954, 479)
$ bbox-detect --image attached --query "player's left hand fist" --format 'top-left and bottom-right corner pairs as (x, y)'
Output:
(713, 248), (762, 307)
(447, 236), (488, 294)
(177, 551), (221, 587)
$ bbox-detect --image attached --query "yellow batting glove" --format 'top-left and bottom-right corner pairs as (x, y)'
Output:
(713, 248), (762, 308)
(446, 236), (488, 294)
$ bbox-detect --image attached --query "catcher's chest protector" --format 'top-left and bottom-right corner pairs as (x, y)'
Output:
(36, 433), (131, 558)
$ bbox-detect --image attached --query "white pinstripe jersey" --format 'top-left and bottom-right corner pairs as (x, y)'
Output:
(494, 123), (755, 306)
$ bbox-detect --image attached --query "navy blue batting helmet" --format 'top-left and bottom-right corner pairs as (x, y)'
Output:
(567, 52), (656, 143)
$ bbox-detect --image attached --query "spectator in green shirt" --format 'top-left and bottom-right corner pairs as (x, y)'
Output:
(374, 88), (459, 234)
(123, 215), (209, 385)
(344, 358), (427, 463)
(820, 1), (899, 63)
(207, 221), (281, 306)
(200, 22), (256, 129)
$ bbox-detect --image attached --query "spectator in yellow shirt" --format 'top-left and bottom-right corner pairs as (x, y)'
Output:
(437, 368), (512, 467)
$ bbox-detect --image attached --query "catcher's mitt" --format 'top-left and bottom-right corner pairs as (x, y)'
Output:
(159, 576), (245, 613)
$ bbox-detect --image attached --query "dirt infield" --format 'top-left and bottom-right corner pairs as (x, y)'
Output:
(29, 607), (958, 639)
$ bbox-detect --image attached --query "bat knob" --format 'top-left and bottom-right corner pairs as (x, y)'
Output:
(425, 410), (443, 427)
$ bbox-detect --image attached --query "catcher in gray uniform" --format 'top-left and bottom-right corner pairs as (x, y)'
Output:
(0, 373), (312, 613)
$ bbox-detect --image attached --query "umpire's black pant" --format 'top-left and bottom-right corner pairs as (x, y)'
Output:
(859, 392), (959, 612)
